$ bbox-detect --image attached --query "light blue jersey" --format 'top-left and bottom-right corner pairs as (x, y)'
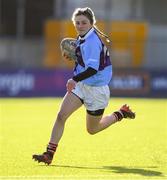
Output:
(74, 28), (112, 86)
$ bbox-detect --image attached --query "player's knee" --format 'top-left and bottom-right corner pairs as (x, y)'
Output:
(57, 111), (68, 124)
(87, 127), (97, 135)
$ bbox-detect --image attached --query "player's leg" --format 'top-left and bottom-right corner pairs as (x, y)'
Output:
(84, 84), (135, 134)
(49, 92), (83, 144)
(33, 92), (83, 164)
(86, 105), (135, 135)
(86, 110), (116, 134)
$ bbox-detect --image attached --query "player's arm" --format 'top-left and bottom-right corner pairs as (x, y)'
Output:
(66, 67), (97, 92)
(66, 67), (96, 92)
(72, 67), (97, 82)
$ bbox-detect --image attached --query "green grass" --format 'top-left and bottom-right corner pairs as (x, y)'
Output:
(0, 98), (167, 180)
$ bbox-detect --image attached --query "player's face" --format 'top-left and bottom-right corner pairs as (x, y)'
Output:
(74, 15), (92, 36)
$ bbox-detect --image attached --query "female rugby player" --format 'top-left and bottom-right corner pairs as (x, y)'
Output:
(33, 7), (135, 165)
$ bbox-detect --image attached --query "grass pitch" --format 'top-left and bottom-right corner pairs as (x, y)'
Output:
(0, 97), (167, 180)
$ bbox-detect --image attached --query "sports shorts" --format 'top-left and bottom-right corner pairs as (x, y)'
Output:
(72, 81), (110, 111)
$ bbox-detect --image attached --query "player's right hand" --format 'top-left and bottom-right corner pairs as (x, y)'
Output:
(66, 78), (77, 93)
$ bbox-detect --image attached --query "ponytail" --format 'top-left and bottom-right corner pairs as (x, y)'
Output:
(94, 26), (111, 43)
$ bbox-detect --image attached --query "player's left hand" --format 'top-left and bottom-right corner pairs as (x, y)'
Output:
(66, 78), (77, 92)
(62, 51), (73, 61)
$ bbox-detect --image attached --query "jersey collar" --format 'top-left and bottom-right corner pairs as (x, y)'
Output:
(78, 27), (94, 41)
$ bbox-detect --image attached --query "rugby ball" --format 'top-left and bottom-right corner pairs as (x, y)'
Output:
(60, 38), (77, 61)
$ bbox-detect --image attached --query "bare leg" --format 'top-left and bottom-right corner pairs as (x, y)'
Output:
(50, 92), (83, 144)
(32, 92), (83, 165)
(86, 104), (135, 135)
(86, 113), (118, 135)
(33, 102), (135, 164)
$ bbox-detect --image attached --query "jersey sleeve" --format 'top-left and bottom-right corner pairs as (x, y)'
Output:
(72, 67), (97, 82)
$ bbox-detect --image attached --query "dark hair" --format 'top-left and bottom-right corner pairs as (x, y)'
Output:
(72, 7), (96, 25)
(72, 7), (111, 43)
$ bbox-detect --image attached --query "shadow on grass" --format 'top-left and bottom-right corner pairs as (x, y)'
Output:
(103, 166), (164, 177)
(44, 164), (164, 177)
